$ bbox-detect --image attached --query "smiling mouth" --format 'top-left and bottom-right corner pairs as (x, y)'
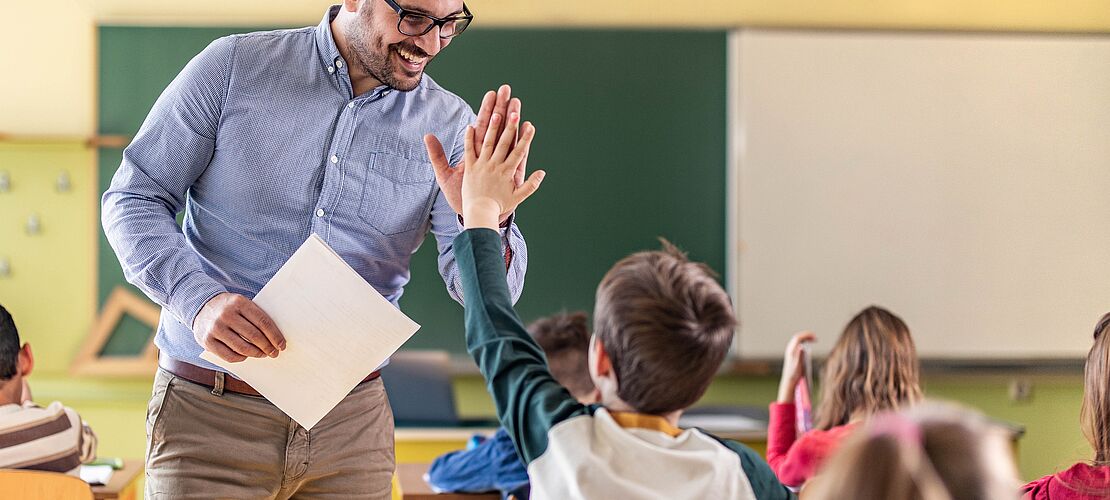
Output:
(394, 45), (428, 68)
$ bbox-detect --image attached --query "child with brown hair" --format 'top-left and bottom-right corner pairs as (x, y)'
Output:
(806, 402), (1019, 500)
(426, 311), (600, 499)
(769, 305), (923, 488)
(438, 111), (793, 499)
(1022, 313), (1110, 499)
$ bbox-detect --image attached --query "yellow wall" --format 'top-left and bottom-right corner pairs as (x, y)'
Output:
(1, 1), (97, 136)
(0, 143), (97, 373)
(2, 0), (1108, 136)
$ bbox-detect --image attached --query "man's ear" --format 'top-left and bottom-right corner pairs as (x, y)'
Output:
(17, 343), (32, 378)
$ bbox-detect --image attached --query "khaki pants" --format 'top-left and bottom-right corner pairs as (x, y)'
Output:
(145, 368), (395, 499)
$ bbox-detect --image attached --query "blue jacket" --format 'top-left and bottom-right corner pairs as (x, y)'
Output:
(426, 427), (530, 499)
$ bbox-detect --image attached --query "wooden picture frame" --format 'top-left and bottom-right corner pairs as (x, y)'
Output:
(71, 286), (161, 376)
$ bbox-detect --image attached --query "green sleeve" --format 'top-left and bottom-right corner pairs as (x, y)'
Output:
(454, 229), (593, 464)
(707, 433), (797, 500)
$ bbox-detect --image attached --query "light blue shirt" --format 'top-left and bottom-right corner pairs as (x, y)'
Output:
(102, 6), (527, 372)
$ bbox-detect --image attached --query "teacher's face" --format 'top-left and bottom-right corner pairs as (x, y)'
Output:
(344, 0), (464, 91)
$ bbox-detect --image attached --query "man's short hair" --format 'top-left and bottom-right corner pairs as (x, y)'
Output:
(0, 304), (20, 380)
(593, 241), (735, 415)
(528, 311), (595, 399)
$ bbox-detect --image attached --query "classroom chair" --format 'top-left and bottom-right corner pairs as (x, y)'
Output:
(0, 469), (94, 499)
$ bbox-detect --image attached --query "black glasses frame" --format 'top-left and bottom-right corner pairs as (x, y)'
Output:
(381, 0), (473, 39)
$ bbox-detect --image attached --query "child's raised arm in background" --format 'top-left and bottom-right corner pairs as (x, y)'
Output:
(769, 306), (923, 489)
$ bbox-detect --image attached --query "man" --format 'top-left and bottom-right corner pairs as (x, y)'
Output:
(102, 0), (529, 496)
(0, 304), (97, 473)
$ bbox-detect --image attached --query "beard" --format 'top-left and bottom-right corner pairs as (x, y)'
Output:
(345, 6), (429, 92)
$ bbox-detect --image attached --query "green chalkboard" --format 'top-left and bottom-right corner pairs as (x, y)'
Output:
(97, 25), (727, 354)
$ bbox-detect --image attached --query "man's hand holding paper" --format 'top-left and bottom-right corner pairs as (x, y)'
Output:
(200, 234), (421, 430)
(193, 292), (287, 362)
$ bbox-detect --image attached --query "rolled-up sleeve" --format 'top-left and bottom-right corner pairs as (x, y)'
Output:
(101, 36), (237, 327)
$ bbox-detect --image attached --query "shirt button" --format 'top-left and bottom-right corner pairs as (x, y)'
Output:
(382, 90), (391, 96)
(327, 66), (335, 74)
(347, 102), (355, 109)
(336, 60), (344, 68)
(330, 155), (338, 164)
(316, 209), (325, 217)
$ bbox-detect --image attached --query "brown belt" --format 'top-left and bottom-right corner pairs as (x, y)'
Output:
(159, 355), (381, 397)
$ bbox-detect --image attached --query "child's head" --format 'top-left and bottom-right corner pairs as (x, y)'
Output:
(807, 403), (1018, 500)
(816, 305), (922, 429)
(0, 304), (32, 404)
(1082, 312), (1110, 464)
(528, 311), (599, 404)
(590, 241), (735, 415)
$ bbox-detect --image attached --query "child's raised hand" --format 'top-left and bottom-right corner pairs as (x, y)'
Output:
(460, 111), (545, 229)
(777, 331), (817, 403)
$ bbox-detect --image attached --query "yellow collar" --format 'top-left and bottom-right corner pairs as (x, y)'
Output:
(609, 411), (684, 437)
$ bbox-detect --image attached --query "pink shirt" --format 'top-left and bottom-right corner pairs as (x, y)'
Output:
(766, 402), (857, 488)
(1023, 462), (1110, 500)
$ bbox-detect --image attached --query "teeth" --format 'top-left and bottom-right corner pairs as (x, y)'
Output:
(396, 47), (424, 64)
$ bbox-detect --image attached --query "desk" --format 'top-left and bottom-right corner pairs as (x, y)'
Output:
(396, 463), (498, 500)
(91, 460), (142, 500)
(395, 427), (497, 463)
(395, 425), (768, 460)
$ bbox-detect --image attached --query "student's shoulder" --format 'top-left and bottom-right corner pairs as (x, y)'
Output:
(796, 423), (856, 447)
(0, 401), (75, 429)
(698, 430), (797, 500)
(697, 430), (766, 465)
(1025, 462), (1110, 498)
(1019, 473), (1051, 499)
(14, 400), (67, 415)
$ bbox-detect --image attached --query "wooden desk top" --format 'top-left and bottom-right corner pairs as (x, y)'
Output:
(396, 463), (499, 500)
(91, 460), (142, 500)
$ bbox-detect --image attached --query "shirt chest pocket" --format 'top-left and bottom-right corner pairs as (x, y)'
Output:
(358, 152), (438, 236)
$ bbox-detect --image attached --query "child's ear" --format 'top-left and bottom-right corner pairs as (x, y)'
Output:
(591, 337), (613, 378)
(17, 343), (33, 378)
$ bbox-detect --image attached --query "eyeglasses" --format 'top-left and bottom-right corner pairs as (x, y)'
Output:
(381, 0), (473, 39)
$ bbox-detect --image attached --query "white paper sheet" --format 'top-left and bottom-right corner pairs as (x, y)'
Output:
(79, 464), (114, 485)
(201, 233), (420, 430)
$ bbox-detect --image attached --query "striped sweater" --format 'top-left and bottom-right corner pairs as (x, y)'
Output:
(455, 229), (794, 500)
(0, 401), (97, 474)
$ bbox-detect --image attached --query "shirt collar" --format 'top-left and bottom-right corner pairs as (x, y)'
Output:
(609, 410), (685, 437)
(316, 5), (345, 74)
(0, 403), (26, 415)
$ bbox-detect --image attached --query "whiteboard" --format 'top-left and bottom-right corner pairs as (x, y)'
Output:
(733, 30), (1110, 359)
